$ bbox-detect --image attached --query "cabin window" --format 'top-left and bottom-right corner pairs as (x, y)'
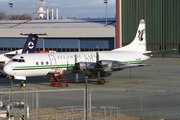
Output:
(19, 56), (25, 62)
(19, 59), (25, 62)
(46, 61), (48, 65)
(18, 59), (22, 62)
(36, 62), (38, 65)
(41, 62), (43, 65)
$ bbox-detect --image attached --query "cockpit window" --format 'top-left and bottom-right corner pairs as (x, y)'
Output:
(12, 59), (18, 62)
(12, 58), (25, 63)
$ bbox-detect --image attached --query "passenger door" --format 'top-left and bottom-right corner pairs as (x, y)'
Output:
(48, 54), (57, 69)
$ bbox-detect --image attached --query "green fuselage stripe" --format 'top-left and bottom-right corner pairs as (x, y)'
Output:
(13, 60), (144, 69)
(13, 64), (75, 69)
(124, 60), (145, 63)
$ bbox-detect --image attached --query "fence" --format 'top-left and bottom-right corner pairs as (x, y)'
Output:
(0, 87), (180, 120)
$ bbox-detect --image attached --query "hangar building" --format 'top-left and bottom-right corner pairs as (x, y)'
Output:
(0, 18), (116, 53)
(0, 0), (179, 57)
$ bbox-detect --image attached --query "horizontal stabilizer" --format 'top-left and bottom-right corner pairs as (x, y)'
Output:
(20, 33), (48, 36)
(143, 49), (176, 56)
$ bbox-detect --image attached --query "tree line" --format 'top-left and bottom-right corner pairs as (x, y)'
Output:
(0, 11), (32, 20)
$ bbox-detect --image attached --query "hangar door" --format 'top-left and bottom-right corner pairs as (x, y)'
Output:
(44, 38), (80, 48)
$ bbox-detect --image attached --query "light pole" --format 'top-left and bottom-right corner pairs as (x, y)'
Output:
(9, 3), (13, 28)
(104, 0), (108, 26)
(60, 45), (62, 52)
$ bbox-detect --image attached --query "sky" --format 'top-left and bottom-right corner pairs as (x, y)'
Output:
(0, 0), (116, 19)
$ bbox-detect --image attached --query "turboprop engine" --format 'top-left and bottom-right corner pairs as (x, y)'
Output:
(72, 60), (129, 75)
(87, 60), (129, 72)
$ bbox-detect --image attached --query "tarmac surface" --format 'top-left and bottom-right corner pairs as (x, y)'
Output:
(1, 57), (180, 119)
(0, 57), (180, 91)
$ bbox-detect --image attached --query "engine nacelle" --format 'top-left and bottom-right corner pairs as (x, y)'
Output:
(71, 60), (129, 76)
(100, 60), (129, 71)
(78, 62), (93, 70)
(72, 62), (94, 74)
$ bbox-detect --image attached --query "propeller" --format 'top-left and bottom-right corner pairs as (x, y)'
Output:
(72, 54), (80, 73)
(96, 52), (101, 84)
(66, 60), (69, 70)
(95, 52), (105, 85)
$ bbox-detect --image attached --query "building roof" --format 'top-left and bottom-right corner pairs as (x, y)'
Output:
(0, 18), (116, 28)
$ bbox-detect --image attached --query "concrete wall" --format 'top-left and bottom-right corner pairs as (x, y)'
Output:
(0, 27), (115, 38)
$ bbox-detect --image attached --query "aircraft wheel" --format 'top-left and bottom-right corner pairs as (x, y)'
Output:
(100, 78), (105, 85)
(19, 82), (26, 88)
(97, 81), (100, 84)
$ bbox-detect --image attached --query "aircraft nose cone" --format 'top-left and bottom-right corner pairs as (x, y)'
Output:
(3, 64), (13, 76)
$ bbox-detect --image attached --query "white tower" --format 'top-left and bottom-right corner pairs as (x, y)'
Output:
(51, 7), (53, 20)
(37, 0), (46, 18)
(56, 7), (58, 20)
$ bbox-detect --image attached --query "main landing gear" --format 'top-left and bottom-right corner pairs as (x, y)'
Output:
(97, 77), (105, 85)
(19, 80), (27, 88)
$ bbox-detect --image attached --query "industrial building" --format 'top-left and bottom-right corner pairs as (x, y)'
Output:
(0, 0), (179, 57)
(0, 18), (115, 53)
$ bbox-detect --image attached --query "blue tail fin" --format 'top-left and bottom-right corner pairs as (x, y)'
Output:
(22, 33), (38, 53)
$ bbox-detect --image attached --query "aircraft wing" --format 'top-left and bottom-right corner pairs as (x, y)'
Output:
(4, 54), (17, 59)
(143, 49), (176, 56)
(0, 61), (5, 64)
(4, 49), (23, 59)
(114, 63), (152, 69)
(72, 58), (152, 73)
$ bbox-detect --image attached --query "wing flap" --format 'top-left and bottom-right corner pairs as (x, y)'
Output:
(114, 63), (152, 69)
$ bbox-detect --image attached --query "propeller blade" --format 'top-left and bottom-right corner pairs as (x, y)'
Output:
(73, 54), (80, 71)
(96, 52), (99, 62)
(97, 71), (100, 83)
(75, 54), (77, 63)
(67, 60), (68, 70)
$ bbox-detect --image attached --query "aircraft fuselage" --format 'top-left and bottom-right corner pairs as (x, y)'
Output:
(3, 51), (149, 79)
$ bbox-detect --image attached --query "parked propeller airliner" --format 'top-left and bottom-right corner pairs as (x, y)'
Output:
(3, 20), (175, 85)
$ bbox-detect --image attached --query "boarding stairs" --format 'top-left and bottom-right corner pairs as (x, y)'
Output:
(50, 68), (69, 87)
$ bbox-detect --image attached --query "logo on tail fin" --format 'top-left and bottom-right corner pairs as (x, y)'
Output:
(138, 29), (145, 41)
(28, 41), (34, 49)
(21, 33), (47, 53)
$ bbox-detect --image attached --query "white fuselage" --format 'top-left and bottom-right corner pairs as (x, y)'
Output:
(3, 50), (149, 79)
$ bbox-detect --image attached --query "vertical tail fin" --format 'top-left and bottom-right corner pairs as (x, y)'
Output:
(22, 33), (38, 53)
(113, 19), (146, 52)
